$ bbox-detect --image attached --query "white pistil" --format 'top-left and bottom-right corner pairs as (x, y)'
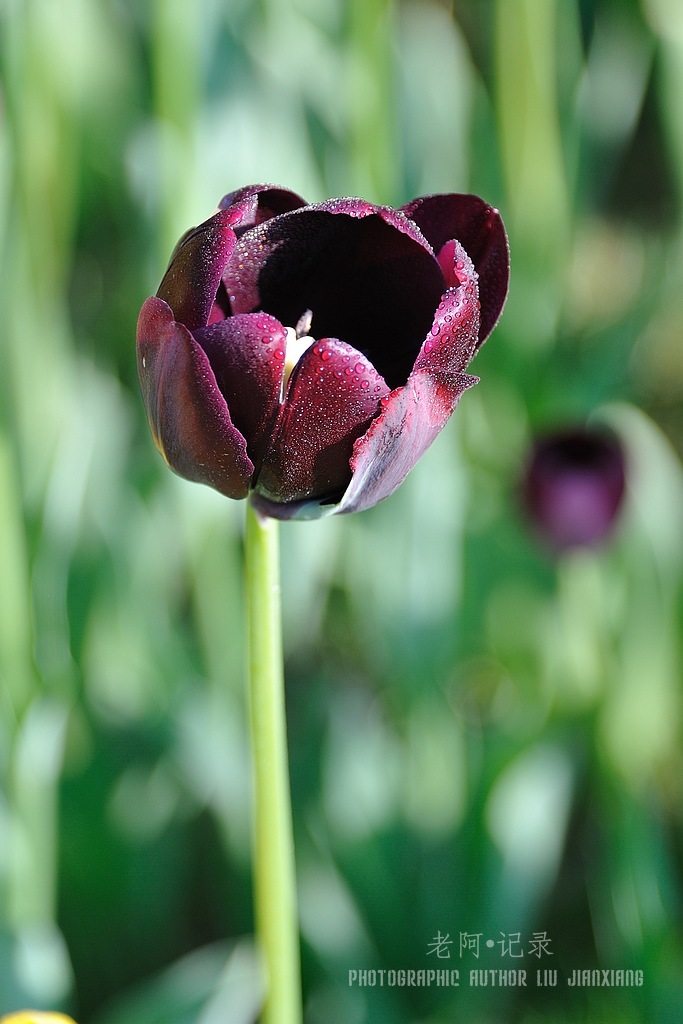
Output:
(281, 309), (315, 399)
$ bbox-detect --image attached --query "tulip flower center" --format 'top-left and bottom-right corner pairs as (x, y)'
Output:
(282, 309), (315, 399)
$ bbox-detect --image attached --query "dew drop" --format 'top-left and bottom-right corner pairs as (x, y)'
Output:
(354, 362), (365, 374)
(431, 324), (440, 336)
(360, 379), (370, 390)
(321, 349), (332, 361)
(424, 340), (433, 354)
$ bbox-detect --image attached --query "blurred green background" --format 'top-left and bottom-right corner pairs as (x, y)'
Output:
(1, 0), (682, 1021)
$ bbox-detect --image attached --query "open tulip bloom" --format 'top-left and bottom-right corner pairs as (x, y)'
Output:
(137, 184), (509, 519)
(136, 184), (508, 1024)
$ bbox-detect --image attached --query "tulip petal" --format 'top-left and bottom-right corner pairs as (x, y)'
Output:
(314, 196), (435, 254)
(337, 369), (478, 515)
(224, 204), (445, 388)
(254, 338), (390, 506)
(137, 296), (253, 498)
(157, 208), (240, 331)
(341, 244), (480, 514)
(193, 313), (287, 469)
(414, 241), (481, 381)
(400, 193), (509, 345)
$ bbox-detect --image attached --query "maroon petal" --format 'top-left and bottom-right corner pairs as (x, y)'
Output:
(193, 313), (287, 470)
(337, 369), (478, 515)
(400, 193), (509, 345)
(338, 244), (480, 515)
(224, 203), (445, 388)
(413, 241), (481, 379)
(254, 338), (390, 506)
(157, 208), (240, 331)
(136, 296), (253, 498)
(218, 184), (309, 232)
(314, 196), (435, 254)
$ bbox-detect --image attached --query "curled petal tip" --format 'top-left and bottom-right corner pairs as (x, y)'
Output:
(401, 193), (509, 346)
(218, 184), (308, 223)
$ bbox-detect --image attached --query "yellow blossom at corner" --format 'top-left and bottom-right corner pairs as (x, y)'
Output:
(1, 1014), (76, 1024)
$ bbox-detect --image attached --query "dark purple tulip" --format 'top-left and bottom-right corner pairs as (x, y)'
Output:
(522, 427), (627, 551)
(137, 184), (509, 519)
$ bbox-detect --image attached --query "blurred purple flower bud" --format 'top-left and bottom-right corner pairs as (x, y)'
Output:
(522, 426), (627, 551)
(137, 184), (509, 519)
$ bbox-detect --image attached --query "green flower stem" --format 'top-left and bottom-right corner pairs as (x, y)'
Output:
(245, 501), (302, 1024)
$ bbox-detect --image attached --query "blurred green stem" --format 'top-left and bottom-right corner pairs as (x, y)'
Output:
(494, 0), (569, 254)
(347, 0), (398, 202)
(151, 0), (201, 258)
(245, 502), (302, 1024)
(494, 0), (570, 345)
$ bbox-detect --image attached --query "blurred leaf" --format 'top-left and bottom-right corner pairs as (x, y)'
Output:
(93, 941), (262, 1024)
